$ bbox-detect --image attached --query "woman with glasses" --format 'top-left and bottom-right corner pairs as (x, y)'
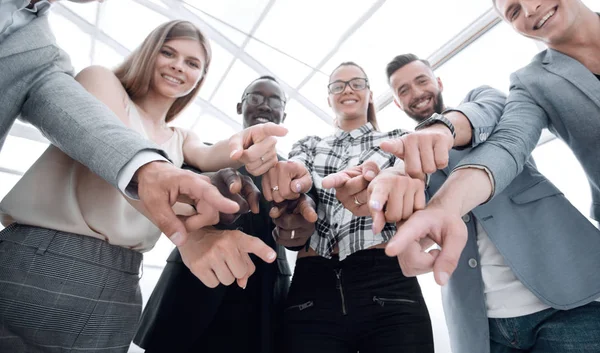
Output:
(274, 62), (434, 352)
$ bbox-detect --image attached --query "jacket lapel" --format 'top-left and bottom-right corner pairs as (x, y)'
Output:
(542, 49), (600, 108)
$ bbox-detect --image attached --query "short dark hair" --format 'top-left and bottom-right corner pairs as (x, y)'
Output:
(241, 75), (282, 100)
(385, 54), (432, 82)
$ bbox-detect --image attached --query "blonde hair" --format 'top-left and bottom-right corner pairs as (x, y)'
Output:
(114, 20), (211, 123)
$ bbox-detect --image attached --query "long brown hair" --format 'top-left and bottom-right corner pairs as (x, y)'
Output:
(114, 20), (211, 123)
(330, 61), (380, 131)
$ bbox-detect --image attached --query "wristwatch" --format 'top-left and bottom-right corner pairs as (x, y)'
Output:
(415, 113), (456, 139)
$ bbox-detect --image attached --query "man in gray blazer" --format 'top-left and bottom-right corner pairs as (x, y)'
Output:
(0, 1), (249, 247)
(371, 54), (600, 352)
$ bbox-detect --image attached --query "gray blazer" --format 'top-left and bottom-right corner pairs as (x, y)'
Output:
(0, 14), (163, 187)
(434, 88), (600, 353)
(456, 48), (600, 220)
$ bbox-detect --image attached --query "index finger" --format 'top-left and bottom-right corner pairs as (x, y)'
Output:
(237, 235), (277, 264)
(254, 122), (289, 140)
(296, 197), (318, 223)
(321, 172), (350, 189)
(384, 214), (430, 257)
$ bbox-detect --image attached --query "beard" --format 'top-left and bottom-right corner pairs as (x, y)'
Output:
(406, 91), (445, 123)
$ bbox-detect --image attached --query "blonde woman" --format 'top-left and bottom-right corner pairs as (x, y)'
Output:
(0, 20), (284, 352)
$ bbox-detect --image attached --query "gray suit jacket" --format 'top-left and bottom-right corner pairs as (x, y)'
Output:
(456, 48), (600, 220)
(0, 14), (163, 186)
(435, 87), (600, 353)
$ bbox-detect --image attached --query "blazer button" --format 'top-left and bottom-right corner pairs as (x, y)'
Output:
(479, 132), (488, 141)
(468, 258), (478, 268)
(462, 214), (471, 223)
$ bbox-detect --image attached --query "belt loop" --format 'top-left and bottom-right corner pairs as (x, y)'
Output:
(36, 230), (57, 255)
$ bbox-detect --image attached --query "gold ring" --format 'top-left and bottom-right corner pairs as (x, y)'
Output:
(354, 196), (363, 206)
(291, 230), (295, 239)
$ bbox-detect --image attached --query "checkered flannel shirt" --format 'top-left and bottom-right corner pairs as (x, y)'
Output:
(289, 123), (409, 260)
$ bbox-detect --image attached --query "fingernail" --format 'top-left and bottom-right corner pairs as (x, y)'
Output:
(171, 232), (183, 246)
(369, 200), (381, 211)
(295, 183), (302, 193)
(229, 150), (239, 158)
(365, 171), (376, 179)
(270, 206), (278, 214)
(439, 272), (450, 286)
(267, 251), (276, 261)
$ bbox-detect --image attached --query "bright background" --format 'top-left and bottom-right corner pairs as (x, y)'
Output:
(1, 1), (598, 352)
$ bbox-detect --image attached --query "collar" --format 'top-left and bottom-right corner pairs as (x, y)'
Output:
(334, 122), (374, 140)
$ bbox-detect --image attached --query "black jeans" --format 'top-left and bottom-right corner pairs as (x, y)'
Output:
(282, 249), (434, 353)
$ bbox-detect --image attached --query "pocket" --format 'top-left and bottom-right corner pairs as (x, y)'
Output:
(372, 296), (418, 307)
(510, 179), (563, 204)
(284, 300), (314, 312)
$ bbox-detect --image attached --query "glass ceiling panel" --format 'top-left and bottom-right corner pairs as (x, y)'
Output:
(322, 0), (491, 99)
(93, 40), (125, 69)
(198, 42), (235, 100)
(0, 136), (48, 175)
(251, 0), (380, 70)
(182, 0), (269, 46)
(48, 12), (92, 74)
(99, 0), (169, 51)
(244, 39), (312, 87)
(298, 73), (334, 116)
(434, 22), (541, 107)
(277, 100), (333, 156)
(209, 61), (260, 125)
(59, 1), (98, 25)
(191, 114), (238, 144)
(183, 3), (248, 46)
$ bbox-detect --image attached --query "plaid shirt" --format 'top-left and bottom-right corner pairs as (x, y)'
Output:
(289, 123), (408, 260)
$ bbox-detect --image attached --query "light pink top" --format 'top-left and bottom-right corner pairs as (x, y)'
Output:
(0, 99), (188, 252)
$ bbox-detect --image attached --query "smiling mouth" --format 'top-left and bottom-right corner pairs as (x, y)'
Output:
(162, 74), (184, 85)
(534, 6), (557, 30)
(340, 99), (358, 105)
(411, 97), (432, 110)
(253, 116), (272, 124)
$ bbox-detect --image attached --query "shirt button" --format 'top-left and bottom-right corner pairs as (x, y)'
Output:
(479, 132), (488, 141)
(462, 214), (471, 223)
(468, 258), (478, 268)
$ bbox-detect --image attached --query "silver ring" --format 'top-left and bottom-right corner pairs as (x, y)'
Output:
(291, 230), (295, 239)
(271, 185), (279, 192)
(354, 196), (364, 206)
(260, 155), (266, 162)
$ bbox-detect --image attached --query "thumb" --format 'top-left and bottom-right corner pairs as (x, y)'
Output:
(380, 139), (406, 159)
(228, 133), (244, 161)
(360, 160), (380, 181)
(238, 234), (277, 263)
(432, 224), (467, 286)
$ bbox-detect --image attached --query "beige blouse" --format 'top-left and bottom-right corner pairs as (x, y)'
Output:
(0, 99), (187, 252)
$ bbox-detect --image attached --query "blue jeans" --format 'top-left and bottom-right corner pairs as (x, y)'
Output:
(489, 302), (600, 352)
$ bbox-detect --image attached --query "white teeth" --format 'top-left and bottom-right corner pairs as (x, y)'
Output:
(414, 98), (431, 109)
(256, 117), (270, 123)
(341, 100), (357, 105)
(537, 9), (555, 29)
(162, 74), (183, 84)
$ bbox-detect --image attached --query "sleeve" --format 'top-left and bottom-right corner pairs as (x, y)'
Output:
(453, 73), (549, 198)
(444, 85), (507, 149)
(288, 135), (319, 174)
(20, 69), (168, 188)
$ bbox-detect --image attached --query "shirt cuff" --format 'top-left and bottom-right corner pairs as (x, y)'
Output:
(117, 151), (169, 199)
(452, 164), (495, 203)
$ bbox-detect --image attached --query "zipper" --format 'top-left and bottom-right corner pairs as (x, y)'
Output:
(372, 296), (417, 307)
(285, 301), (314, 312)
(334, 269), (347, 315)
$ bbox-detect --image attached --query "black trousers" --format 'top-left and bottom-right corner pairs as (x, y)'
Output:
(282, 249), (434, 353)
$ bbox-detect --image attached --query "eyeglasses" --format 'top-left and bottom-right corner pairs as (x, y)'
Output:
(327, 77), (369, 95)
(242, 92), (286, 109)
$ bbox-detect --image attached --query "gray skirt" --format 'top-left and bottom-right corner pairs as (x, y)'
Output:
(0, 224), (143, 353)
